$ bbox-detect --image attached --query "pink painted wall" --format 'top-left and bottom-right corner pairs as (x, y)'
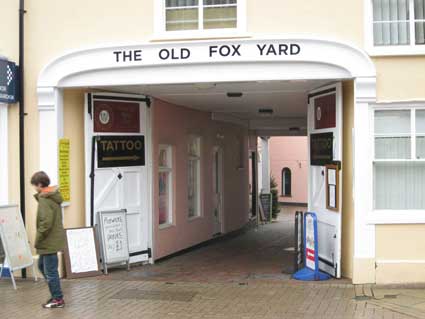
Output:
(269, 136), (308, 204)
(152, 99), (250, 260)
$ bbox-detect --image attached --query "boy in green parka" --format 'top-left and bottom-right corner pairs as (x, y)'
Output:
(31, 171), (66, 308)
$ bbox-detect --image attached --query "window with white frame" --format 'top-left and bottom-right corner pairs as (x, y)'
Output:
(187, 135), (201, 218)
(159, 145), (173, 226)
(164, 0), (238, 32)
(373, 108), (425, 210)
(372, 0), (425, 46)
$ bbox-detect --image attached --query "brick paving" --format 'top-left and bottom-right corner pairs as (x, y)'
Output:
(0, 206), (422, 318)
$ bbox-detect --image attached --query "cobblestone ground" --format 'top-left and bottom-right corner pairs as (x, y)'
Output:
(0, 206), (423, 318)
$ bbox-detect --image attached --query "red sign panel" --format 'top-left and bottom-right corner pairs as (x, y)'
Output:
(314, 93), (336, 129)
(94, 100), (140, 133)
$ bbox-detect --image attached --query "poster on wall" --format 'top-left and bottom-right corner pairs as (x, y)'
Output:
(310, 132), (333, 166)
(326, 164), (339, 211)
(58, 138), (71, 202)
(96, 135), (145, 168)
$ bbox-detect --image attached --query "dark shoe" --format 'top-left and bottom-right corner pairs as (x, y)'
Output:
(42, 298), (65, 309)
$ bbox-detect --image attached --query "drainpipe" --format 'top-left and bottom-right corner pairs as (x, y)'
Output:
(19, 0), (26, 279)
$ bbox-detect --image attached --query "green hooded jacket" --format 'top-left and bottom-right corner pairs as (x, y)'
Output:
(34, 187), (66, 255)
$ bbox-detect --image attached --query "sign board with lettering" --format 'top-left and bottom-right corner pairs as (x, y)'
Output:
(96, 135), (145, 168)
(310, 132), (334, 166)
(314, 93), (336, 129)
(98, 210), (130, 274)
(94, 100), (140, 133)
(292, 212), (330, 281)
(58, 139), (70, 202)
(0, 205), (37, 289)
(0, 59), (18, 104)
(64, 227), (102, 279)
(0, 205), (33, 271)
(259, 193), (272, 222)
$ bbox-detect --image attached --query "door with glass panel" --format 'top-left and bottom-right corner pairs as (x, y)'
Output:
(307, 83), (343, 278)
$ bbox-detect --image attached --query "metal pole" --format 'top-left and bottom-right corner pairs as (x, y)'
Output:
(19, 0), (27, 279)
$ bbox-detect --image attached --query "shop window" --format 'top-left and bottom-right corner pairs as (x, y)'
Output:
(187, 135), (201, 218)
(281, 168), (292, 197)
(159, 145), (173, 227)
(373, 108), (425, 210)
(160, 0), (244, 33)
(372, 0), (425, 47)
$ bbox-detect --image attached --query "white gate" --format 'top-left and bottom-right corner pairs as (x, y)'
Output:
(85, 93), (151, 263)
(307, 83), (343, 278)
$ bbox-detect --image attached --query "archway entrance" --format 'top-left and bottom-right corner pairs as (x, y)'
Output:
(37, 37), (376, 281)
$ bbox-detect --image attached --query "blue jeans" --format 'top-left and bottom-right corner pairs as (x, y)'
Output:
(38, 254), (63, 300)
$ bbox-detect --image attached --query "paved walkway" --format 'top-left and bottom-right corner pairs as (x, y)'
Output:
(1, 206), (424, 318)
(104, 205), (304, 284)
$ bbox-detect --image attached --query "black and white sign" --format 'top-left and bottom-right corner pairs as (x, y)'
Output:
(0, 59), (18, 104)
(112, 42), (301, 63)
(96, 135), (145, 168)
(98, 210), (130, 274)
(310, 132), (334, 166)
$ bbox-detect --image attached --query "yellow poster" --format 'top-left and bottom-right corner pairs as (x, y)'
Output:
(58, 138), (70, 202)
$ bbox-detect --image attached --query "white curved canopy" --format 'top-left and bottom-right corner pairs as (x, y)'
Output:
(38, 37), (376, 89)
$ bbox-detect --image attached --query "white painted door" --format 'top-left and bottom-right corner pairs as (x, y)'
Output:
(85, 94), (150, 263)
(212, 147), (223, 235)
(307, 83), (343, 278)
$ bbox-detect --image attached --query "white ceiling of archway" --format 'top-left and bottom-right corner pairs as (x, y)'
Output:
(98, 79), (331, 121)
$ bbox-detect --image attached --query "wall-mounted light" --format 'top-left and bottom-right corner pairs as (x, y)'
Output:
(216, 133), (225, 139)
(194, 83), (216, 90)
(227, 92), (243, 98)
(258, 108), (274, 117)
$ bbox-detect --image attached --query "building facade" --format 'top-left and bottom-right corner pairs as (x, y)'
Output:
(269, 136), (308, 205)
(1, 0), (425, 284)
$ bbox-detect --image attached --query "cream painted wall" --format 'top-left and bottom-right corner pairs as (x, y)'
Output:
(62, 90), (87, 228)
(0, 0), (19, 60)
(247, 0), (364, 47)
(152, 99), (249, 259)
(341, 80), (355, 280)
(373, 57), (425, 101)
(375, 225), (425, 284)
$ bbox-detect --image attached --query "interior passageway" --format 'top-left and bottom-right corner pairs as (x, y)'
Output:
(101, 205), (316, 283)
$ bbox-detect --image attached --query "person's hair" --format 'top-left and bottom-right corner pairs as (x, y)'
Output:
(30, 171), (50, 187)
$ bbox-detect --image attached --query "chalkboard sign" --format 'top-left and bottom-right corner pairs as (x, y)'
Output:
(97, 135), (145, 168)
(310, 132), (334, 166)
(64, 227), (102, 279)
(98, 210), (130, 274)
(259, 193), (272, 222)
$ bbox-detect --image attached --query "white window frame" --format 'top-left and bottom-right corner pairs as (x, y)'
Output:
(158, 144), (174, 229)
(153, 0), (247, 40)
(187, 135), (202, 220)
(365, 0), (425, 56)
(0, 104), (8, 205)
(368, 103), (425, 224)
